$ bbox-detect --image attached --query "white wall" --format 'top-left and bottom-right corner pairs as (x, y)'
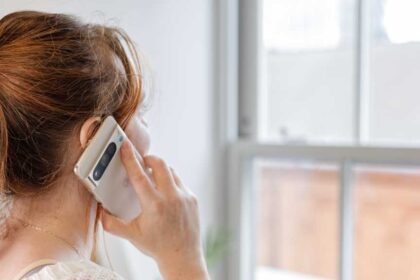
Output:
(0, 1), (219, 279)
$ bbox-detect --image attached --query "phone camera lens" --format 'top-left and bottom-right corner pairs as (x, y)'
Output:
(92, 142), (117, 181)
(93, 167), (103, 181)
(100, 153), (111, 165)
(107, 142), (117, 155)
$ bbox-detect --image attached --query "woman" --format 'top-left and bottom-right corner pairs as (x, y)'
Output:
(0, 11), (209, 280)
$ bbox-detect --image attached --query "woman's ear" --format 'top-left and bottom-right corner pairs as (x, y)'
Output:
(80, 117), (101, 148)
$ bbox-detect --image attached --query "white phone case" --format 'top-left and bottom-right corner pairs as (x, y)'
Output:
(74, 116), (142, 221)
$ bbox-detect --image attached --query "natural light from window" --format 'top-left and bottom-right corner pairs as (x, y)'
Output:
(263, 0), (420, 52)
(263, 0), (341, 51)
(384, 0), (420, 44)
(258, 0), (420, 279)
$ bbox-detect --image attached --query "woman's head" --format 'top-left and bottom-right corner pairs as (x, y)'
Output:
(0, 11), (143, 198)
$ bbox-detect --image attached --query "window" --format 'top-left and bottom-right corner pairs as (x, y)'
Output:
(223, 0), (420, 280)
(260, 0), (420, 144)
(369, 0), (420, 144)
(228, 145), (420, 280)
(261, 0), (356, 143)
(256, 160), (340, 279)
(353, 165), (420, 279)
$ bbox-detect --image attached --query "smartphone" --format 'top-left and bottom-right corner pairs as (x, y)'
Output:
(74, 116), (142, 221)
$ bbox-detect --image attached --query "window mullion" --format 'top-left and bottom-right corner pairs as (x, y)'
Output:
(355, 0), (371, 144)
(339, 160), (354, 280)
(238, 0), (261, 140)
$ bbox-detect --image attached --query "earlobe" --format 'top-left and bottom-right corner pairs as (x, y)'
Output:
(80, 117), (101, 148)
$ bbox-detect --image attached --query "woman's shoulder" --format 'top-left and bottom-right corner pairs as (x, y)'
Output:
(23, 259), (125, 280)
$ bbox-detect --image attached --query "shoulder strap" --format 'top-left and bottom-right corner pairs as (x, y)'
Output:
(13, 259), (57, 280)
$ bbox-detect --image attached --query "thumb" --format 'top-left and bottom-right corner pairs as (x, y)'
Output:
(100, 207), (132, 240)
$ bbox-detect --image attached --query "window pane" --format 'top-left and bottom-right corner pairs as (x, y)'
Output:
(255, 160), (339, 280)
(261, 0), (356, 143)
(369, 0), (420, 144)
(354, 165), (420, 279)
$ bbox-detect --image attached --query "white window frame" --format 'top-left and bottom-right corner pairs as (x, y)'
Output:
(216, 0), (420, 280)
(226, 143), (420, 280)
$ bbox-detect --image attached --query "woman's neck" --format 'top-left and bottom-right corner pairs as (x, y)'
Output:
(0, 178), (97, 278)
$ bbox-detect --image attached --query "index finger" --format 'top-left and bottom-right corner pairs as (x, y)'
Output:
(120, 141), (157, 204)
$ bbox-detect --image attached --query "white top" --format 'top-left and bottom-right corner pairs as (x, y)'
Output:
(15, 259), (125, 280)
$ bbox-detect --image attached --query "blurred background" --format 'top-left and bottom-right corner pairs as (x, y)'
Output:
(2, 0), (420, 280)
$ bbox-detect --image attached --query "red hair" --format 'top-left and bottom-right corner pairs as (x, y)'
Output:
(0, 11), (143, 197)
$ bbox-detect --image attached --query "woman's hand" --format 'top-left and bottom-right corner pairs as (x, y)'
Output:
(100, 141), (209, 280)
